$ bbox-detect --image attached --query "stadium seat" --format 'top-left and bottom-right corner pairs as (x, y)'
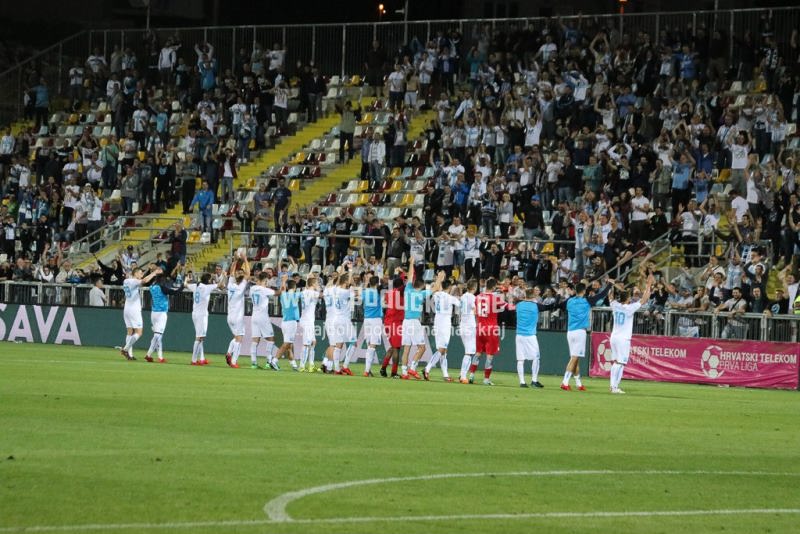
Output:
(356, 180), (370, 192)
(288, 179), (301, 191)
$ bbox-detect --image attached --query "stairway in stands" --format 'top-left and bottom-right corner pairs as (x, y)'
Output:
(191, 108), (437, 269)
(78, 116), (342, 269)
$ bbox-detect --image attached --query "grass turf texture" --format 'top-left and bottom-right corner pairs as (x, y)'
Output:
(1, 343), (798, 534)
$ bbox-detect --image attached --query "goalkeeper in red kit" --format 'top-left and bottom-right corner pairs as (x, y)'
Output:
(468, 278), (510, 385)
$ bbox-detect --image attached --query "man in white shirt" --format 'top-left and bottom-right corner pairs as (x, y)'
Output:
(131, 102), (149, 150)
(118, 266), (162, 360)
(387, 64), (406, 111)
(368, 132), (386, 188)
(535, 34), (558, 63)
(225, 255), (251, 368)
(448, 215), (466, 273)
(158, 39), (180, 87)
(608, 278), (653, 394)
(729, 189), (749, 223)
(89, 277), (107, 307)
(629, 187), (650, 242)
(426, 278), (460, 382)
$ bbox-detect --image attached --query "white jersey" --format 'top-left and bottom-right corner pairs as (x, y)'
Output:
(323, 286), (336, 323)
(227, 277), (248, 319)
(610, 301), (642, 341)
(300, 289), (320, 324)
(250, 285), (275, 317)
(460, 293), (477, 326)
(331, 287), (352, 322)
(433, 291), (460, 324)
(188, 283), (217, 315)
(123, 278), (142, 311)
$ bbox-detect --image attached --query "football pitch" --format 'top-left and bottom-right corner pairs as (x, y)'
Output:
(1, 343), (798, 534)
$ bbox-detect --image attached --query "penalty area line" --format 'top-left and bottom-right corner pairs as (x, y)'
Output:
(1, 509), (800, 532)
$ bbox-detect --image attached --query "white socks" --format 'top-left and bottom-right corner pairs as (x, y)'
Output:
(562, 370), (572, 385)
(192, 340), (205, 362)
(146, 333), (162, 359)
(307, 346), (315, 368)
(517, 360), (526, 384)
(364, 347), (375, 373)
(610, 363), (625, 389)
(440, 356), (449, 379)
(332, 347), (341, 371)
(251, 341), (259, 364)
(531, 356), (540, 383)
(231, 341), (241, 364)
(460, 355), (472, 380)
(342, 344), (355, 369)
(574, 374), (583, 387)
(426, 352), (441, 373)
(226, 339), (235, 355)
(124, 333), (140, 358)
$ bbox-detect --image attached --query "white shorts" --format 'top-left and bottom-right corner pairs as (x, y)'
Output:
(324, 320), (337, 343)
(516, 335), (540, 361)
(150, 311), (167, 334)
(329, 318), (350, 345)
(460, 323), (476, 354)
(610, 335), (631, 365)
(192, 312), (208, 338)
(346, 321), (357, 343)
(567, 330), (587, 358)
(300, 321), (316, 345)
(363, 318), (383, 346)
(433, 320), (452, 350)
(252, 317), (274, 339)
(401, 318), (425, 346)
(281, 320), (298, 344)
(227, 314), (245, 337)
(124, 308), (143, 329)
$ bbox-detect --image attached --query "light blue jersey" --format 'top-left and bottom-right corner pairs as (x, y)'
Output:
(566, 297), (591, 331)
(363, 288), (383, 319)
(516, 301), (539, 337)
(404, 285), (430, 320)
(280, 291), (301, 321)
(149, 284), (170, 312)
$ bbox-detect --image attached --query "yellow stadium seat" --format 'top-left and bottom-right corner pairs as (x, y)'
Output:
(357, 194), (370, 205)
(717, 169), (730, 183)
(389, 167), (402, 178)
(541, 242), (555, 254)
(356, 180), (369, 192)
(360, 113), (373, 125)
(187, 231), (200, 244)
(399, 194), (414, 206)
(68, 114), (79, 125)
(349, 75), (362, 86)
(288, 179), (301, 191)
(293, 152), (306, 164)
(246, 178), (256, 188)
(137, 151), (146, 161)
(387, 181), (403, 193)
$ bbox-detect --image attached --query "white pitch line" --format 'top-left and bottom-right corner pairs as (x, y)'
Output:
(264, 469), (800, 521)
(1, 509), (799, 532)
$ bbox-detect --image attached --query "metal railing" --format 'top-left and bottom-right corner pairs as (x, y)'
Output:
(3, 7), (800, 127)
(591, 307), (800, 343)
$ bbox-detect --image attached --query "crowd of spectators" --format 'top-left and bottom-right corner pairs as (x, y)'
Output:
(2, 14), (800, 327)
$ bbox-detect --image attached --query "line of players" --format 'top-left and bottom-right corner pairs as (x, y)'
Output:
(118, 252), (654, 393)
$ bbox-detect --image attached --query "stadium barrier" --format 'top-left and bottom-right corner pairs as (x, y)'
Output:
(0, 303), (586, 376)
(589, 332), (800, 390)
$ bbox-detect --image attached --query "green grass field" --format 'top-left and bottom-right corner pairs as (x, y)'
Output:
(1, 343), (798, 534)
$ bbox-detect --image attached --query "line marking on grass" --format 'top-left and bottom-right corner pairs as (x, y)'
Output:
(264, 469), (800, 521)
(2, 470), (799, 532)
(2, 509), (800, 532)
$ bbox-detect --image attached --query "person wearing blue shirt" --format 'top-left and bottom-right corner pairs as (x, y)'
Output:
(361, 276), (383, 377)
(512, 287), (558, 388)
(670, 150), (695, 215)
(31, 78), (50, 129)
(145, 273), (181, 363)
(561, 280), (613, 391)
(189, 180), (215, 232)
(277, 279), (302, 370)
(401, 257), (437, 379)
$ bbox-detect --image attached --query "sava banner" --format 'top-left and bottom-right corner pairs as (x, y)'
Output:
(589, 332), (800, 390)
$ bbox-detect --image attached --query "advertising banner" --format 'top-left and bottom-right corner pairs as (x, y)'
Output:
(590, 332), (800, 390)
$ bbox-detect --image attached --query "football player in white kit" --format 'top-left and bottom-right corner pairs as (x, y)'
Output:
(186, 272), (222, 365)
(298, 275), (322, 372)
(425, 276), (460, 382)
(224, 254), (251, 368)
(330, 273), (353, 375)
(320, 273), (339, 373)
(118, 266), (162, 360)
(340, 275), (362, 375)
(458, 279), (479, 383)
(608, 276), (653, 394)
(249, 271), (279, 369)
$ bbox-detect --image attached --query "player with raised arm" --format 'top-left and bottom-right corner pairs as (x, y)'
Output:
(224, 253), (251, 368)
(469, 278), (509, 385)
(249, 271), (280, 369)
(458, 279), (479, 383)
(425, 274), (459, 381)
(276, 276), (301, 371)
(608, 276), (653, 394)
(186, 271), (223, 365)
(561, 279), (613, 391)
(144, 271), (182, 363)
(118, 265), (162, 360)
(400, 256), (432, 380)
(361, 275), (383, 377)
(320, 273), (339, 373)
(510, 286), (558, 388)
(340, 277), (362, 375)
(298, 275), (322, 372)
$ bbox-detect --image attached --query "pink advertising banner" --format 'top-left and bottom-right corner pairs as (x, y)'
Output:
(589, 333), (800, 390)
